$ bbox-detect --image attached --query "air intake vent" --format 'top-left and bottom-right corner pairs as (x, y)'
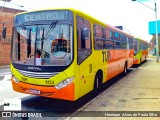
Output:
(17, 69), (59, 79)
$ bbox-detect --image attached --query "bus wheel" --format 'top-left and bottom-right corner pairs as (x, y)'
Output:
(123, 63), (127, 76)
(140, 58), (142, 64)
(145, 56), (147, 61)
(93, 71), (102, 95)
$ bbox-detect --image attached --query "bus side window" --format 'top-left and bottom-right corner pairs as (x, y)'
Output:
(109, 30), (114, 40)
(77, 28), (92, 64)
(94, 24), (104, 50)
(81, 28), (89, 48)
(76, 16), (92, 64)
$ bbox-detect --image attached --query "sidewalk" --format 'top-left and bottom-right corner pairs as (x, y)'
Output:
(148, 54), (156, 58)
(68, 57), (160, 120)
(0, 65), (10, 69)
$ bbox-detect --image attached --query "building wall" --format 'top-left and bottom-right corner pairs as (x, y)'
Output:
(149, 35), (160, 52)
(0, 7), (24, 66)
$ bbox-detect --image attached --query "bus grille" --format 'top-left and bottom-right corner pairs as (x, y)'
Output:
(17, 69), (59, 79)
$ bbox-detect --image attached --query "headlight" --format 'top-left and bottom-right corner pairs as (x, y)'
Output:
(12, 76), (19, 83)
(55, 77), (74, 89)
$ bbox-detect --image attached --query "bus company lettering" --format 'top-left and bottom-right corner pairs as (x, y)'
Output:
(102, 51), (107, 62)
(28, 67), (41, 70)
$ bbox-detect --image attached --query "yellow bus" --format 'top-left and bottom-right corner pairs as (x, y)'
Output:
(133, 38), (148, 65)
(10, 8), (134, 101)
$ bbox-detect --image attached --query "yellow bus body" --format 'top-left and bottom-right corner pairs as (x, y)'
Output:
(11, 8), (134, 101)
(134, 38), (148, 64)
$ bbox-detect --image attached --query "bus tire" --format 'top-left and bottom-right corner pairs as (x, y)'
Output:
(93, 71), (103, 95)
(123, 62), (127, 76)
(140, 58), (142, 64)
(145, 56), (147, 61)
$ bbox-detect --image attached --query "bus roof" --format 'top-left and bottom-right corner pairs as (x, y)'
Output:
(134, 38), (148, 43)
(15, 8), (133, 38)
(106, 23), (134, 38)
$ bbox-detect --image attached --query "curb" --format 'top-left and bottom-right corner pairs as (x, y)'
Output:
(148, 55), (156, 58)
(0, 65), (10, 69)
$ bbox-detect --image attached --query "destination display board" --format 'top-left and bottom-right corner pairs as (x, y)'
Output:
(15, 10), (69, 24)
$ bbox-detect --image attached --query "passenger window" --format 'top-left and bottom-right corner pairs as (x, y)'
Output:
(103, 29), (113, 49)
(114, 32), (119, 40)
(94, 24), (104, 50)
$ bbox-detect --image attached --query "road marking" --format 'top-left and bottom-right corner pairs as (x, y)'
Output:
(3, 75), (11, 81)
(128, 68), (137, 71)
(0, 72), (11, 76)
(0, 72), (11, 81)
(0, 76), (4, 81)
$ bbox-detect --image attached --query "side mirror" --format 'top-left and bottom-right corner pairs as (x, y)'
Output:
(2, 27), (6, 39)
(81, 28), (89, 40)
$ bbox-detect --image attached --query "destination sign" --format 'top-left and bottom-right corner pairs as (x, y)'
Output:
(15, 10), (69, 23)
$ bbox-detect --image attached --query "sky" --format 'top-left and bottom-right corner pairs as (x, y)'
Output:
(2, 0), (160, 42)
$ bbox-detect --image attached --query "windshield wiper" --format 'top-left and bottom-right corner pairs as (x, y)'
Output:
(21, 23), (26, 30)
(41, 20), (58, 51)
(42, 20), (58, 41)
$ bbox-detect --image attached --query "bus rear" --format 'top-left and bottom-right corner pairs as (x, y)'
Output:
(11, 9), (77, 101)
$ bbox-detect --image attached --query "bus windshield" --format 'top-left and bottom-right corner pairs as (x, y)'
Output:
(11, 23), (73, 66)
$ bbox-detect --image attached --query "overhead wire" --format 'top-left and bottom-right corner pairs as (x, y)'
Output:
(0, 0), (34, 11)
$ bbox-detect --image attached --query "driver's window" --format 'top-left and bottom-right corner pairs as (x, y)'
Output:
(76, 16), (92, 64)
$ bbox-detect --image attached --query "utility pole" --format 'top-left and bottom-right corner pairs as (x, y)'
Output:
(0, 0), (12, 12)
(132, 0), (159, 62)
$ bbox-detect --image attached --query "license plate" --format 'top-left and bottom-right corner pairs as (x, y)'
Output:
(29, 89), (41, 94)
